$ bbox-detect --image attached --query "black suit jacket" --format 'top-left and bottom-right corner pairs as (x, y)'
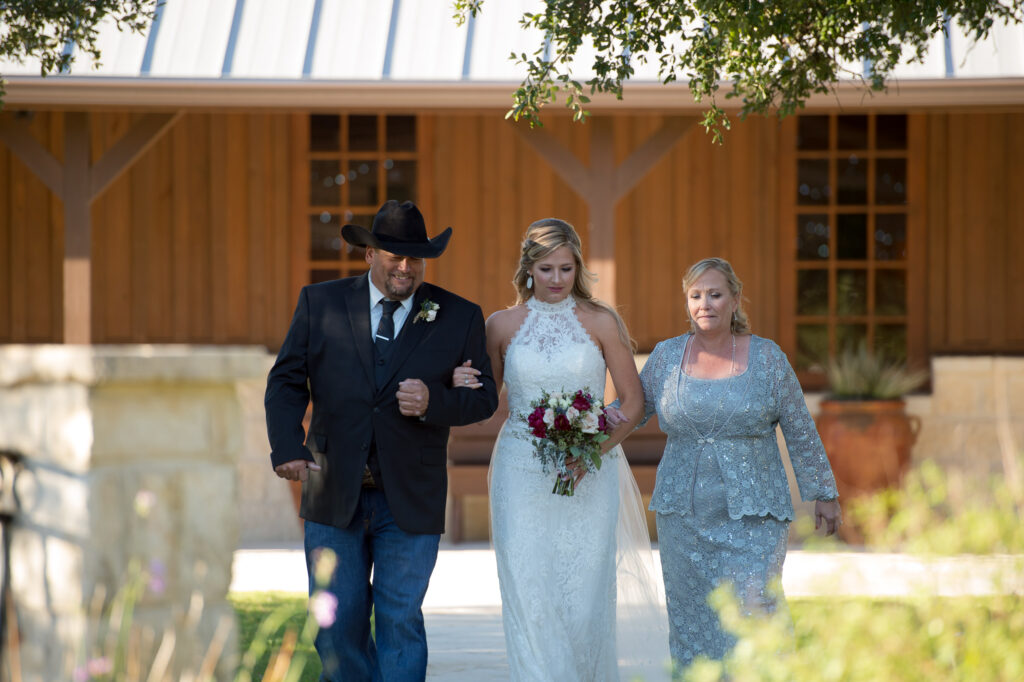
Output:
(265, 275), (499, 534)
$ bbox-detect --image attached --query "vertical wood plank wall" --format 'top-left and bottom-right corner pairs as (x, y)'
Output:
(424, 113), (782, 352)
(926, 112), (1024, 352)
(3, 109), (1024, 357)
(1, 111), (297, 347)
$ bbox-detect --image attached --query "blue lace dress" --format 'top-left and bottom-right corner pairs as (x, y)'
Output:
(639, 334), (837, 668)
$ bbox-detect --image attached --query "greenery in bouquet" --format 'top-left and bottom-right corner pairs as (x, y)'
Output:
(524, 388), (612, 496)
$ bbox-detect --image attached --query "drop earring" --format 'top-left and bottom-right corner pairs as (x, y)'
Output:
(526, 275), (533, 289)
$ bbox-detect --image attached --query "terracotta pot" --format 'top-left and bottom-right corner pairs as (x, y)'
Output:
(815, 399), (921, 542)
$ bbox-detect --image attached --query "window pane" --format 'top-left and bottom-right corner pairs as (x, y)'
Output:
(310, 114), (340, 151)
(875, 269), (907, 315)
(836, 269), (867, 315)
(836, 214), (867, 260)
(797, 270), (829, 315)
(386, 116), (416, 151)
(309, 160), (341, 206)
(837, 115), (868, 150)
(310, 213), (342, 260)
(797, 160), (830, 205)
(836, 323), (868, 354)
(347, 160), (379, 206)
(837, 155), (867, 204)
(875, 213), (907, 260)
(876, 158), (907, 205)
(798, 116), (829, 150)
(876, 115), (907, 150)
(348, 115), (378, 151)
(310, 269), (341, 283)
(796, 324), (828, 371)
(796, 215), (829, 260)
(385, 159), (417, 202)
(875, 324), (908, 364)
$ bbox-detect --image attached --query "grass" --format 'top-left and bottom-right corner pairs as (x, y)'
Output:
(230, 592), (320, 682)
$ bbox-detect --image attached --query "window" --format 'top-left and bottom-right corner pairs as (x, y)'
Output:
(304, 114), (419, 283)
(784, 114), (919, 382)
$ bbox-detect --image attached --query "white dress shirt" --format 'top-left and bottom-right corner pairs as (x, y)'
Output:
(368, 279), (414, 341)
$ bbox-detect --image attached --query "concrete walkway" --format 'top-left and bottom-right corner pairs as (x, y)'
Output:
(230, 543), (1024, 680)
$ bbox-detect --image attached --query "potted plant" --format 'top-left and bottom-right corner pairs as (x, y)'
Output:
(814, 345), (928, 543)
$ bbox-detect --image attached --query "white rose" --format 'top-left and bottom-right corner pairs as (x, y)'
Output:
(543, 408), (555, 426)
(580, 411), (600, 434)
(566, 406), (579, 421)
(425, 309), (437, 321)
(549, 392), (563, 405)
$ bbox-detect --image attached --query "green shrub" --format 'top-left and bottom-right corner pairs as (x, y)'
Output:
(684, 592), (1024, 682)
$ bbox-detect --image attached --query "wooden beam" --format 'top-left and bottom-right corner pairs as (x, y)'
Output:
(613, 117), (694, 201)
(514, 125), (591, 199)
(63, 113), (92, 344)
(0, 114), (64, 197)
(90, 112), (181, 199)
(588, 118), (617, 305)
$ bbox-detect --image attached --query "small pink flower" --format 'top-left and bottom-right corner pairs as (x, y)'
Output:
(147, 559), (166, 595)
(310, 590), (338, 628)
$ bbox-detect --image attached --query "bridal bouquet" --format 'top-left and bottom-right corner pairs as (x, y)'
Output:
(524, 388), (612, 496)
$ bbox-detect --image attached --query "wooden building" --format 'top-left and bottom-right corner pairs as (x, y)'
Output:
(2, 2), (1023, 541)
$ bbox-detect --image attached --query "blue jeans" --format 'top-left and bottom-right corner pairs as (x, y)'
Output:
(304, 489), (440, 682)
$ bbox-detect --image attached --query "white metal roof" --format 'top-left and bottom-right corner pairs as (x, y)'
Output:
(2, 0), (1023, 109)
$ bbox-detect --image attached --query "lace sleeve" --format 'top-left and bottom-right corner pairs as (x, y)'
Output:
(766, 340), (839, 501)
(636, 339), (672, 429)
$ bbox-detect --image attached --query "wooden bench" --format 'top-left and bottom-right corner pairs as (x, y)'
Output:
(446, 393), (667, 543)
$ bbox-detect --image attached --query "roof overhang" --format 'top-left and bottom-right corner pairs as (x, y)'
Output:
(3, 75), (1024, 112)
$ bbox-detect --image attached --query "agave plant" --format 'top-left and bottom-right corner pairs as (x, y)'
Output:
(825, 344), (928, 400)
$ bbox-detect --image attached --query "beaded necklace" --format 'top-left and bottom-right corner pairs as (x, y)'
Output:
(674, 333), (751, 445)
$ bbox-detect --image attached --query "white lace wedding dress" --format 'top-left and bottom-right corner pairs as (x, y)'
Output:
(489, 295), (668, 681)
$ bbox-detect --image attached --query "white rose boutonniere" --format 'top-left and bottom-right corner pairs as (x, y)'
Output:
(414, 299), (439, 323)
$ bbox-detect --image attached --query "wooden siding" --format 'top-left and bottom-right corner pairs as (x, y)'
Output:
(1, 111), (298, 347)
(423, 114), (782, 352)
(4, 109), (1024, 359)
(926, 112), (1024, 353)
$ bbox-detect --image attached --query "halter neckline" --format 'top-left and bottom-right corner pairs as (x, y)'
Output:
(526, 295), (576, 313)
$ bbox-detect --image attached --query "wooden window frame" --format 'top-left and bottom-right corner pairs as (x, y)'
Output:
(778, 113), (927, 390)
(289, 113), (426, 301)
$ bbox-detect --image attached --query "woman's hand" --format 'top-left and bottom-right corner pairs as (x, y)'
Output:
(814, 499), (842, 536)
(603, 406), (631, 431)
(452, 359), (482, 389)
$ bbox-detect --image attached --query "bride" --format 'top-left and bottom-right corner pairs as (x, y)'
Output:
(454, 219), (667, 680)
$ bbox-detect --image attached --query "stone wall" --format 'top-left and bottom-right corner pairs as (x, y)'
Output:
(0, 345), (268, 681)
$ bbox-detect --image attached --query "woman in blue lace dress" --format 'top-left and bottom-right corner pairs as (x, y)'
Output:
(637, 257), (841, 672)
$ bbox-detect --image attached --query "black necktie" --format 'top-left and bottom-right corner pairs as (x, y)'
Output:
(375, 299), (402, 353)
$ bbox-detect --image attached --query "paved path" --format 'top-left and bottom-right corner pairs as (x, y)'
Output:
(230, 544), (1023, 680)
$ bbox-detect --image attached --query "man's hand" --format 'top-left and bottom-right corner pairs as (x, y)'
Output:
(275, 459), (322, 482)
(397, 378), (429, 417)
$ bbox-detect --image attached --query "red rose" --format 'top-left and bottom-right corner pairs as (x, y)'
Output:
(571, 391), (591, 412)
(598, 414), (608, 433)
(532, 424), (547, 439)
(554, 414), (571, 431)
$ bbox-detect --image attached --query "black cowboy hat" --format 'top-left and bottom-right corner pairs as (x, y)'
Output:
(341, 200), (452, 259)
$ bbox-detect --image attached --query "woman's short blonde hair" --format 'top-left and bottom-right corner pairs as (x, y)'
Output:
(681, 257), (751, 335)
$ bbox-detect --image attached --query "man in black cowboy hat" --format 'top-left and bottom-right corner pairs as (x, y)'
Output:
(265, 200), (498, 681)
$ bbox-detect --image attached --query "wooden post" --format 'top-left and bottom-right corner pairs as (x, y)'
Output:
(63, 113), (92, 343)
(0, 111), (180, 343)
(517, 116), (694, 306)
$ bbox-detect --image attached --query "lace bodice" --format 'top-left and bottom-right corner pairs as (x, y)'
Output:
(504, 296), (607, 428)
(639, 334), (838, 520)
